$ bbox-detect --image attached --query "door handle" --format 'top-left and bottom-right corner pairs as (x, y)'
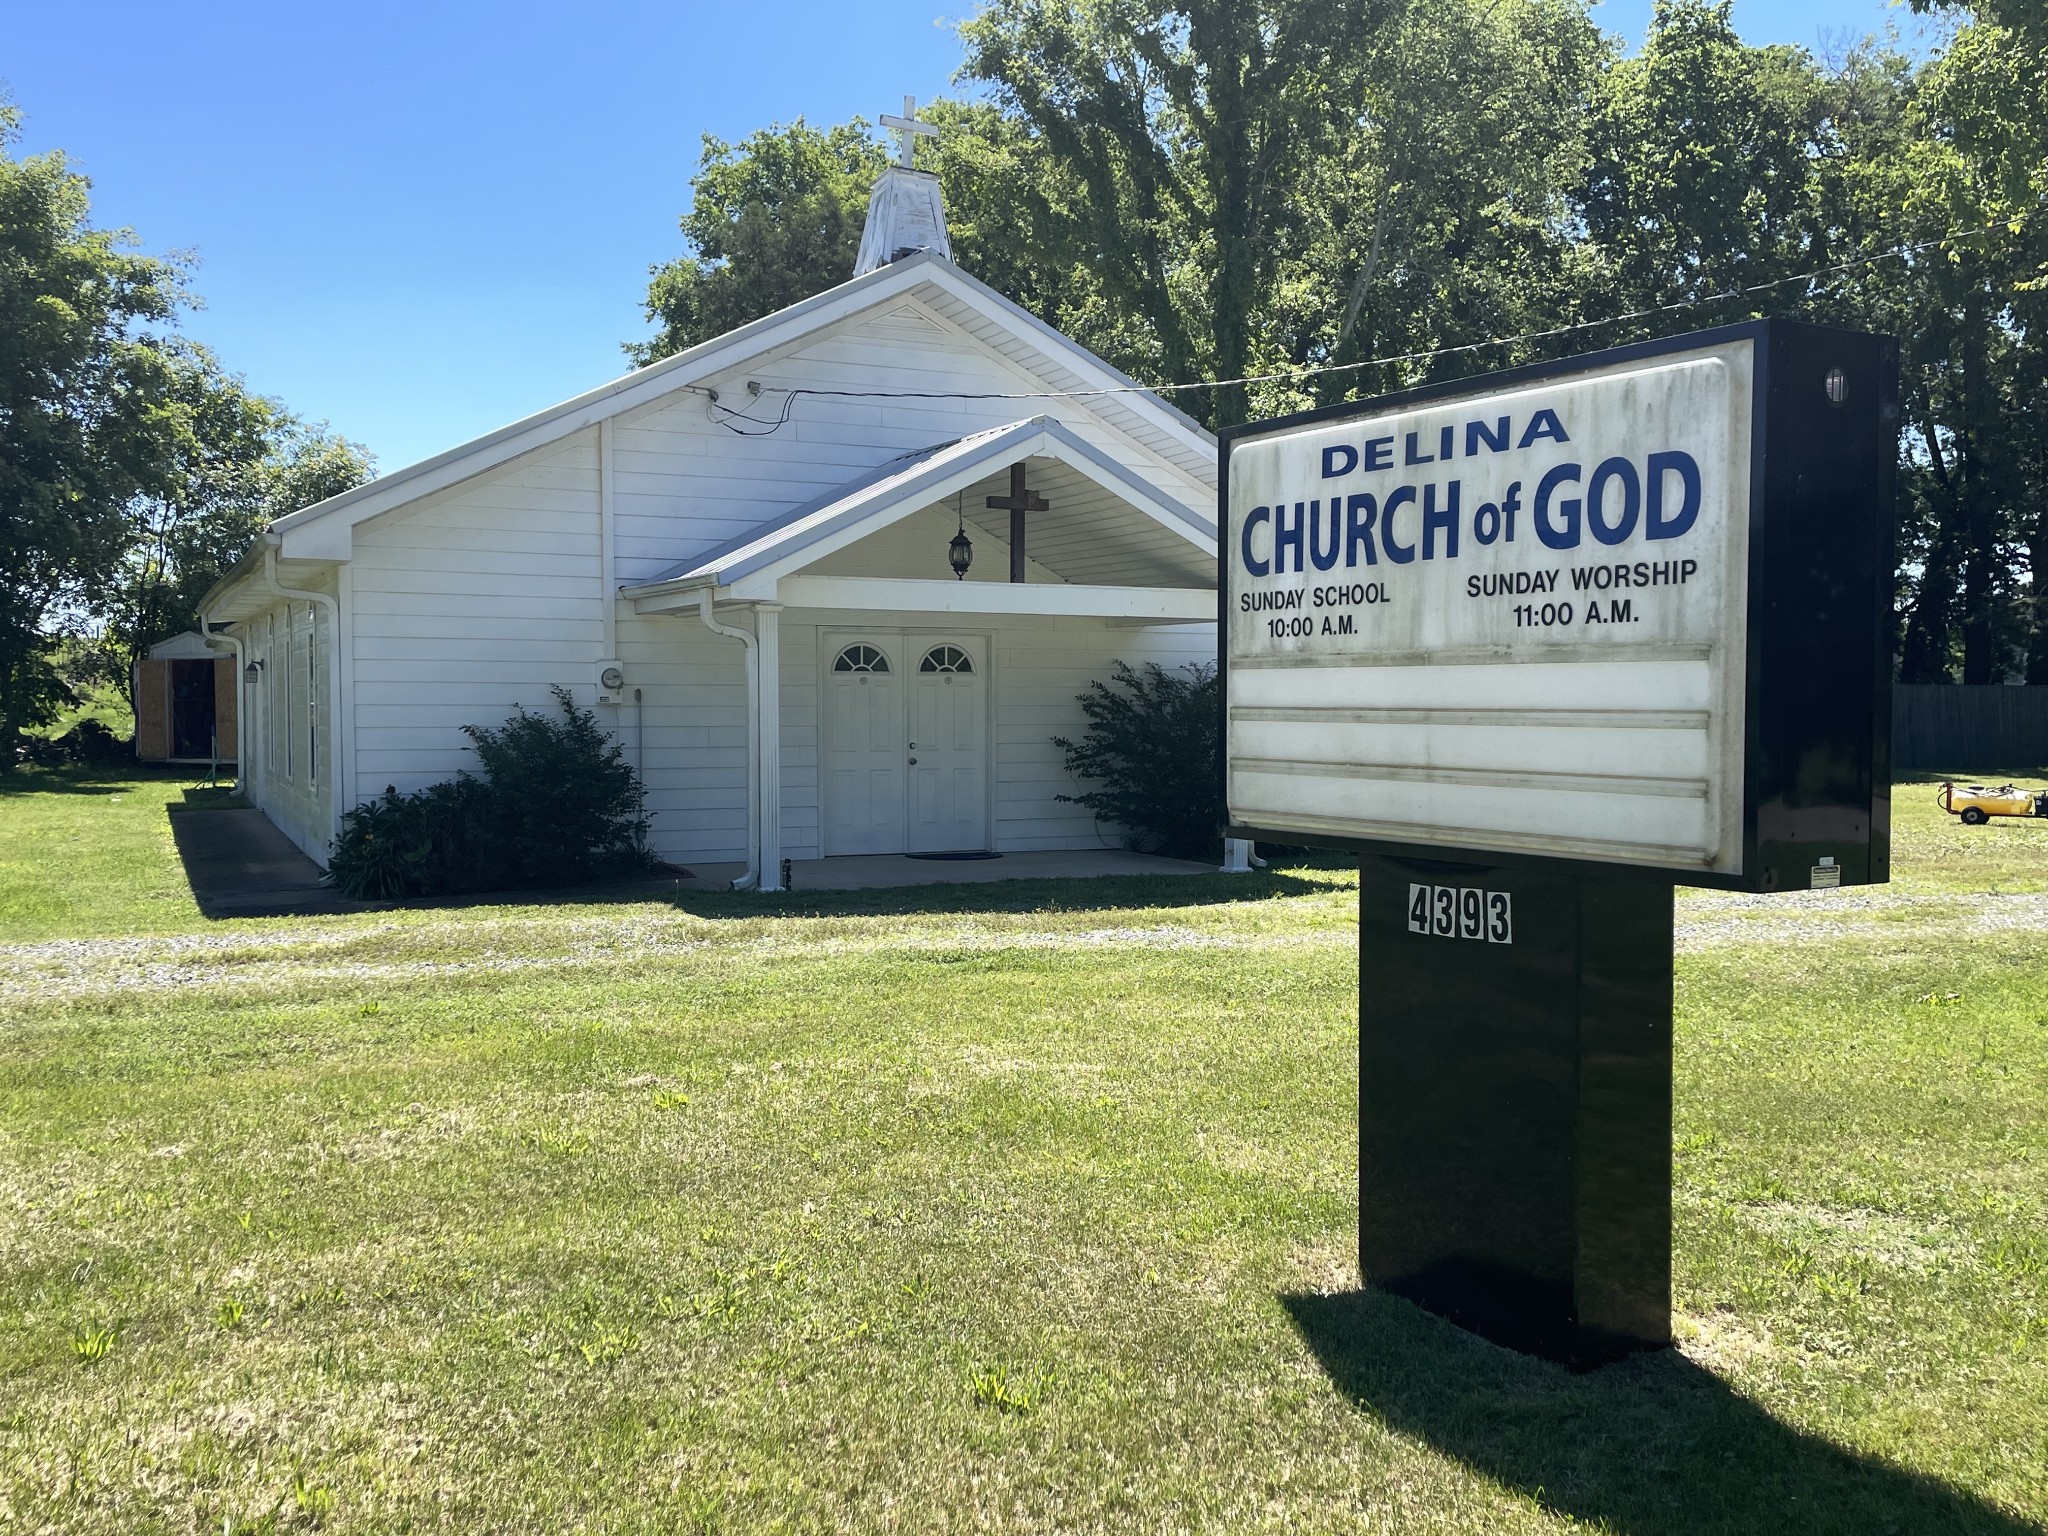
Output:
(908, 757), (918, 765)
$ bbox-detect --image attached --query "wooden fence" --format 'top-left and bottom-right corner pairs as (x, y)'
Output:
(1893, 685), (2048, 772)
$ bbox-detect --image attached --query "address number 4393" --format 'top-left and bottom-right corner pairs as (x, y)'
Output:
(1407, 883), (1513, 944)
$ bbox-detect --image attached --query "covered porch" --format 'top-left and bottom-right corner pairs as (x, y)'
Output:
(620, 416), (1224, 891)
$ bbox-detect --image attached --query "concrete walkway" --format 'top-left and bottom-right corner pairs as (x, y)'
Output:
(679, 848), (1222, 892)
(168, 808), (366, 919)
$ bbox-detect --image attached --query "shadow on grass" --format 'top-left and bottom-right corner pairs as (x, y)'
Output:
(4, 752), (1351, 923)
(372, 867), (1343, 921)
(1284, 1288), (2039, 1536)
(0, 764), (193, 797)
(658, 867), (1341, 921)
(155, 831), (1340, 923)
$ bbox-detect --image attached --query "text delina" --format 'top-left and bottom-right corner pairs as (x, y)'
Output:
(1237, 406), (1706, 577)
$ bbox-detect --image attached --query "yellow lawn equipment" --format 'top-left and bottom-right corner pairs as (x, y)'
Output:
(1938, 780), (2048, 825)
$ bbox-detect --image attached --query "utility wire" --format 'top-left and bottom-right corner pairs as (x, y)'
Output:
(693, 213), (2030, 432)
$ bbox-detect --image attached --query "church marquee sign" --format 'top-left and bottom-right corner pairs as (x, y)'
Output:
(1218, 319), (1898, 893)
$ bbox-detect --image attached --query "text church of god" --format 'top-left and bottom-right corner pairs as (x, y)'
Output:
(200, 101), (1221, 889)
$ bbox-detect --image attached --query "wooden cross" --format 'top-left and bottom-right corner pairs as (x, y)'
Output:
(985, 463), (1048, 584)
(880, 95), (938, 169)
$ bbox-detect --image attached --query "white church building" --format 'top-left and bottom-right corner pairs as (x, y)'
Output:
(199, 106), (1221, 891)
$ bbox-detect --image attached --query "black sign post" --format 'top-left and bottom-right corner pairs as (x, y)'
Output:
(1220, 319), (1897, 1366)
(1359, 856), (1673, 1366)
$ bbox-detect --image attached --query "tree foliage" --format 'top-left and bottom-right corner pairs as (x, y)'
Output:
(89, 346), (372, 706)
(0, 100), (183, 760)
(0, 97), (374, 762)
(1273, 0), (1608, 410)
(628, 0), (2044, 679)
(630, 121), (887, 367)
(958, 0), (1350, 428)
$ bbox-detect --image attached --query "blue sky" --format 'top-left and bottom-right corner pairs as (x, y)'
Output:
(5, 0), (1934, 475)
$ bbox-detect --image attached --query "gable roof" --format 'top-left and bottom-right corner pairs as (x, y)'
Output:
(146, 631), (221, 661)
(258, 253), (1216, 564)
(622, 415), (1215, 603)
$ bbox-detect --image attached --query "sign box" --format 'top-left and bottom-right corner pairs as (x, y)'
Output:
(1219, 319), (1897, 892)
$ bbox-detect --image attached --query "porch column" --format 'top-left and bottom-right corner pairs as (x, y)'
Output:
(755, 604), (783, 891)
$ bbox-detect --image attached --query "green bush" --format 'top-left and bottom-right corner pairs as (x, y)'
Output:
(327, 687), (654, 899)
(325, 777), (500, 900)
(1053, 661), (1222, 860)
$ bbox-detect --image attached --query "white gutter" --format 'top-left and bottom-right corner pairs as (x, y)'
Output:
(195, 618), (246, 794)
(262, 540), (348, 843)
(695, 589), (761, 891)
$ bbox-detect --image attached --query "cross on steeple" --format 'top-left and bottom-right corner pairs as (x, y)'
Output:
(985, 463), (1048, 583)
(880, 95), (938, 169)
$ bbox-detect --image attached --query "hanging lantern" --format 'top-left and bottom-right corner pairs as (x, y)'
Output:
(948, 495), (973, 579)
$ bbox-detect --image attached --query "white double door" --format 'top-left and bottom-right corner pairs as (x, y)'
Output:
(822, 630), (989, 856)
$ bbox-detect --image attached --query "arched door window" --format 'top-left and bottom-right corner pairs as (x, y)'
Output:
(832, 643), (892, 674)
(918, 645), (974, 675)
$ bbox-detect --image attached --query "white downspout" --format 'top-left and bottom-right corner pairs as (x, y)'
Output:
(196, 617), (245, 794)
(753, 604), (782, 891)
(263, 540), (347, 843)
(1220, 837), (1267, 873)
(696, 588), (761, 890)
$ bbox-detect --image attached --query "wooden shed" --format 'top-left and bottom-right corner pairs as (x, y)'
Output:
(134, 631), (238, 765)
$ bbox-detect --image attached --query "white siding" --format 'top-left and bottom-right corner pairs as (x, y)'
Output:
(607, 298), (1213, 587)
(991, 618), (1216, 853)
(615, 609), (752, 865)
(317, 294), (1216, 870)
(347, 434), (602, 797)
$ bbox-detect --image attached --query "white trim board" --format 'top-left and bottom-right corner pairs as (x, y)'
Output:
(770, 577), (1214, 621)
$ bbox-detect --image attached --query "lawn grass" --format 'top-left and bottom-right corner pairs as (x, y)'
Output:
(0, 767), (208, 940)
(0, 767), (2042, 1532)
(1892, 770), (2048, 894)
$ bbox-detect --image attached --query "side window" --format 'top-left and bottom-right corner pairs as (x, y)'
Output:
(306, 607), (319, 788)
(284, 609), (297, 781)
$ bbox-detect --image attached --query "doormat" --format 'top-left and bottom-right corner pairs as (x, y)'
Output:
(905, 851), (1003, 861)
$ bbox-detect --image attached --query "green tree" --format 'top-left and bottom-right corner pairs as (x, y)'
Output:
(629, 120), (887, 367)
(627, 0), (1608, 430)
(1918, 16), (2048, 681)
(628, 99), (1131, 380)
(1839, 15), (2046, 681)
(0, 100), (185, 763)
(623, 2), (2037, 682)
(1269, 0), (1609, 411)
(89, 344), (373, 705)
(959, 0), (1383, 428)
(1577, 0), (1852, 327)
(921, 97), (1104, 346)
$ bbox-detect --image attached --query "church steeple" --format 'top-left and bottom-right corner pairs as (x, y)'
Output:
(854, 96), (951, 276)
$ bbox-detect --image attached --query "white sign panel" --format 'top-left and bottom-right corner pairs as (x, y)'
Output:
(1224, 338), (1754, 873)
